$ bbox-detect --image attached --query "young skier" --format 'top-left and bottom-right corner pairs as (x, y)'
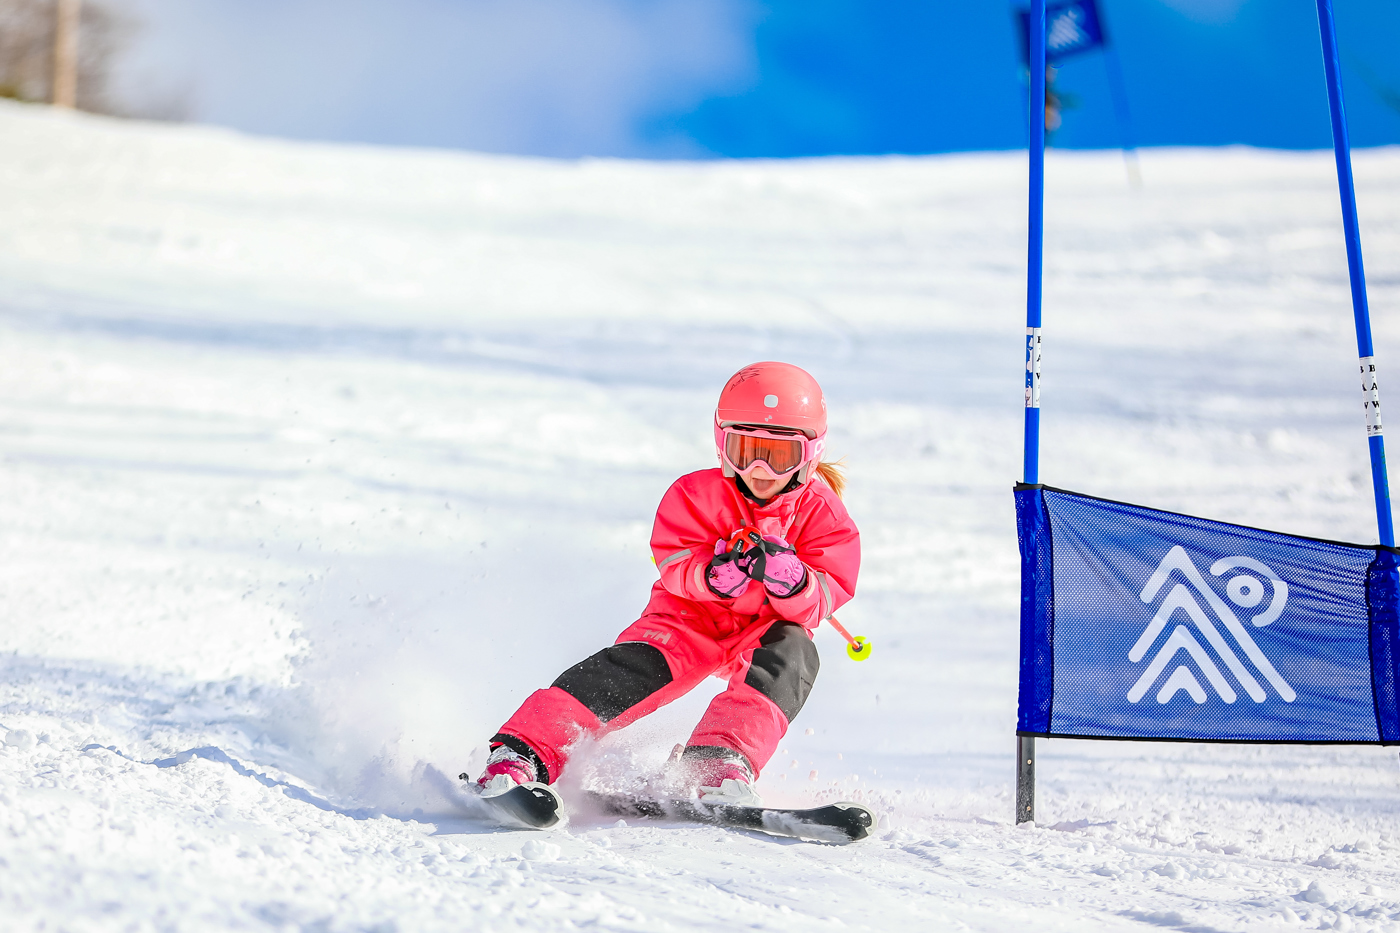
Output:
(472, 361), (860, 805)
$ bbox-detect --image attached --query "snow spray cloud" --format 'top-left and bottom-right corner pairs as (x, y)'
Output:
(279, 527), (654, 816)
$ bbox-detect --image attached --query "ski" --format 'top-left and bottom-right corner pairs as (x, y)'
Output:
(587, 792), (875, 844)
(464, 779), (564, 830)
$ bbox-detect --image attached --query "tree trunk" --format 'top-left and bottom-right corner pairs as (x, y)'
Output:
(51, 0), (78, 108)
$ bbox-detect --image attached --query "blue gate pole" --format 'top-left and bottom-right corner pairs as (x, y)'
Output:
(1315, 0), (1394, 547)
(1024, 0), (1046, 488)
(1018, 0), (1047, 826)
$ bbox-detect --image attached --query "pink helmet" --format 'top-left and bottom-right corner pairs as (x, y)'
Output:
(714, 362), (827, 484)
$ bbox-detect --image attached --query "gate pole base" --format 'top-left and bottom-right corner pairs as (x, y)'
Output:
(1016, 735), (1036, 824)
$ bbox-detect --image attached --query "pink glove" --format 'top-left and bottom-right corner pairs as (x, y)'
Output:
(758, 534), (807, 598)
(706, 539), (750, 598)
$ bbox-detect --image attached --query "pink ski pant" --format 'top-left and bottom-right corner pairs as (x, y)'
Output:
(494, 615), (818, 784)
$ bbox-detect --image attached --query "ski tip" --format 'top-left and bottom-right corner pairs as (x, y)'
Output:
(827, 801), (876, 841)
(517, 783), (565, 829)
(471, 781), (564, 830)
(831, 801), (874, 815)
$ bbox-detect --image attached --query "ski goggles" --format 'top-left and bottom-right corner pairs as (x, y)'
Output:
(717, 424), (822, 478)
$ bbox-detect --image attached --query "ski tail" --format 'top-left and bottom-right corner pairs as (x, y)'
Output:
(588, 791), (874, 843)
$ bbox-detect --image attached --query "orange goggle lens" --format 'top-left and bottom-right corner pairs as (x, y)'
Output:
(724, 432), (805, 475)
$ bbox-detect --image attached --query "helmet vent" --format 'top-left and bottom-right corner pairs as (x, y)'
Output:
(763, 394), (779, 408)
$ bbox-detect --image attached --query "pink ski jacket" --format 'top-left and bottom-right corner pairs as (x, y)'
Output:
(647, 468), (860, 643)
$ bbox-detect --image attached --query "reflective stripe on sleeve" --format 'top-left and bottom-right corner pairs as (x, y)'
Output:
(656, 548), (693, 571)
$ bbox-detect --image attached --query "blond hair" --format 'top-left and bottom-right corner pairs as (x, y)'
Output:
(814, 459), (846, 498)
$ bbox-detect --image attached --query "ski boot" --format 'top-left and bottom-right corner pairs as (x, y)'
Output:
(474, 744), (538, 797)
(677, 745), (763, 807)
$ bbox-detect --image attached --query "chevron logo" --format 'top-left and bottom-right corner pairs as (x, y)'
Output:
(1128, 546), (1296, 705)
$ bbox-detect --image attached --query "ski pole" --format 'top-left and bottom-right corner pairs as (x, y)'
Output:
(826, 615), (871, 661)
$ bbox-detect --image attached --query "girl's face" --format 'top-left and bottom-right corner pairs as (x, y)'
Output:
(745, 463), (786, 499)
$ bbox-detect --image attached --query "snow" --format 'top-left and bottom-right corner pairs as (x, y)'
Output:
(2, 98), (1400, 930)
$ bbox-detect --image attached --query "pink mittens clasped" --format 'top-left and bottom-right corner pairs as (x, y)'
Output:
(706, 539), (751, 598)
(758, 534), (807, 598)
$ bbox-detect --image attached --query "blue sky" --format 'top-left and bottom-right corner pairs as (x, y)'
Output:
(111, 0), (1400, 158)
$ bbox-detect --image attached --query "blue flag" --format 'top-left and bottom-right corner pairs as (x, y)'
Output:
(1017, 0), (1107, 66)
(1016, 485), (1400, 744)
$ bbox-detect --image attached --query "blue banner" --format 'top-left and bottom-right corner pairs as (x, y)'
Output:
(1017, 0), (1106, 66)
(1016, 485), (1400, 744)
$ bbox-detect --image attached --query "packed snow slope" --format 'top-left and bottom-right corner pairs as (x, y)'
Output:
(2, 100), (1400, 931)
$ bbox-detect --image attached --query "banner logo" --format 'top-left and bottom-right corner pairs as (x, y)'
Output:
(1016, 0), (1106, 66)
(1128, 546), (1296, 705)
(1048, 7), (1090, 55)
